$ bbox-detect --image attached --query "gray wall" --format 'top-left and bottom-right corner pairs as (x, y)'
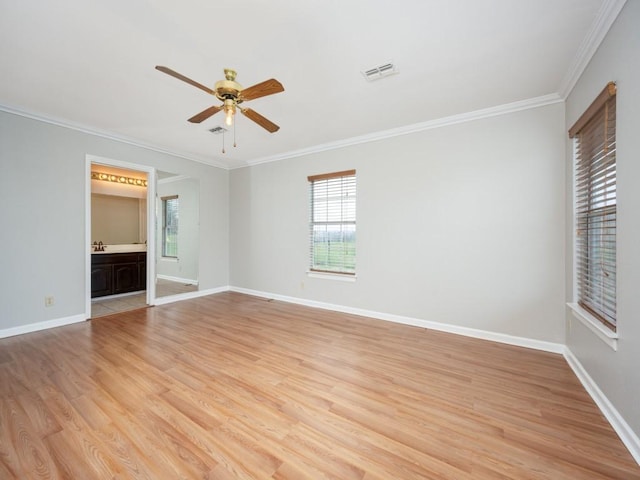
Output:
(0, 111), (229, 330)
(231, 102), (566, 343)
(564, 1), (640, 437)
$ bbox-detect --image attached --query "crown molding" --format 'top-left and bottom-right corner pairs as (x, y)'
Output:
(2, 92), (563, 173)
(158, 174), (191, 184)
(0, 103), (229, 170)
(558, 0), (627, 99)
(3, 0), (622, 174)
(239, 93), (563, 169)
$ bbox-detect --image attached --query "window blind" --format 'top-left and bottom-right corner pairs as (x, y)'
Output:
(570, 82), (616, 329)
(308, 170), (356, 274)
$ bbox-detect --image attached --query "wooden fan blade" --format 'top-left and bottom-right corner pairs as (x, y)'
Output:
(155, 66), (214, 95)
(188, 105), (223, 123)
(240, 79), (284, 101)
(241, 108), (280, 133)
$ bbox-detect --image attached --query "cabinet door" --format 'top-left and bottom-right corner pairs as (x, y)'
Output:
(138, 253), (147, 290)
(113, 263), (139, 294)
(91, 265), (113, 298)
(138, 262), (147, 290)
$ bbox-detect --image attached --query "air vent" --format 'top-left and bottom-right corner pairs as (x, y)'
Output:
(361, 62), (398, 81)
(208, 126), (227, 135)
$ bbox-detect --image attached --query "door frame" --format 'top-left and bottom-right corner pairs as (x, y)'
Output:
(85, 154), (157, 318)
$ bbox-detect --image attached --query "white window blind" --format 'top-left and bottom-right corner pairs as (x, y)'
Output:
(308, 170), (356, 274)
(569, 82), (616, 330)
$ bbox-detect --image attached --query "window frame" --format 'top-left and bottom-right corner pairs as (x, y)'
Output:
(569, 82), (617, 332)
(308, 169), (356, 276)
(161, 195), (179, 258)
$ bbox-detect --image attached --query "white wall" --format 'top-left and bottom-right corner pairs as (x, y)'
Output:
(231, 102), (566, 343)
(565, 1), (640, 438)
(0, 111), (229, 331)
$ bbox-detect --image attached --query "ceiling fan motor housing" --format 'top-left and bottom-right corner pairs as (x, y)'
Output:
(214, 69), (243, 103)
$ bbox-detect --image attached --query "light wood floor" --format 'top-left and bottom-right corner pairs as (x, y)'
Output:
(1, 292), (639, 479)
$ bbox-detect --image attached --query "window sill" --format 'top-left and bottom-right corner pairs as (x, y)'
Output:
(161, 257), (178, 263)
(306, 271), (357, 282)
(567, 303), (618, 351)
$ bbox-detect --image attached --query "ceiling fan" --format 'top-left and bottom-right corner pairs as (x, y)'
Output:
(155, 65), (284, 133)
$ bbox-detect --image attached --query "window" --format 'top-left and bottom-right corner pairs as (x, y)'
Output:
(308, 170), (356, 275)
(162, 195), (179, 258)
(569, 82), (616, 331)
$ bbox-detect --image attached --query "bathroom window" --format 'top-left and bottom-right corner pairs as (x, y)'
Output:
(162, 195), (179, 258)
(308, 170), (356, 275)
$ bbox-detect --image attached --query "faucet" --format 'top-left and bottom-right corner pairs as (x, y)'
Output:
(93, 241), (106, 252)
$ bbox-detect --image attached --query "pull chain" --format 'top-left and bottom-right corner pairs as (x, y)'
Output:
(222, 130), (226, 154)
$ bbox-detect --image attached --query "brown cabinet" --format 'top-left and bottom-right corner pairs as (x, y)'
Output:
(137, 256), (147, 291)
(91, 252), (146, 298)
(91, 264), (112, 297)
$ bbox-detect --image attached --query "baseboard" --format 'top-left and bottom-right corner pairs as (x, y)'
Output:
(153, 285), (229, 306)
(228, 286), (565, 354)
(5, 287), (636, 465)
(0, 314), (87, 339)
(156, 274), (199, 285)
(90, 290), (144, 302)
(229, 286), (639, 464)
(563, 347), (640, 465)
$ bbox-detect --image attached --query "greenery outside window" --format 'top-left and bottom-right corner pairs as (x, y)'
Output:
(162, 195), (179, 258)
(308, 170), (356, 275)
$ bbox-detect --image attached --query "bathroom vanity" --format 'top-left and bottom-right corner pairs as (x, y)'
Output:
(91, 245), (146, 298)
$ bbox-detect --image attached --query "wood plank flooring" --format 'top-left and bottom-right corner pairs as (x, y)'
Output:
(1, 292), (639, 479)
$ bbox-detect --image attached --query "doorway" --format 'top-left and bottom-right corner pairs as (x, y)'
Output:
(85, 155), (156, 319)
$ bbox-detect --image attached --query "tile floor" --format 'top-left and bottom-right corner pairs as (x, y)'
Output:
(91, 279), (198, 318)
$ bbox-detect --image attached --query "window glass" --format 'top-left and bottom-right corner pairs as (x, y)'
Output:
(308, 171), (356, 274)
(162, 196), (179, 258)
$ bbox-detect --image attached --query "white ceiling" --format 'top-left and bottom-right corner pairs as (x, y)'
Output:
(0, 0), (619, 169)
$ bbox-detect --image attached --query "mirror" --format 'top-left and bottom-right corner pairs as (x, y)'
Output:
(91, 166), (148, 247)
(155, 171), (200, 298)
(89, 165), (200, 317)
(91, 193), (146, 245)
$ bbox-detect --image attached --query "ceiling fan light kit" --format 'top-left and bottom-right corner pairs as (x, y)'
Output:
(155, 65), (284, 152)
(223, 99), (236, 127)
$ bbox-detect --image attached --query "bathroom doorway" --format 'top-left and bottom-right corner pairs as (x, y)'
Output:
(85, 155), (156, 319)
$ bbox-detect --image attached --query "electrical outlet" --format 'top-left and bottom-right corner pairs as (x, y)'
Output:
(44, 295), (54, 307)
